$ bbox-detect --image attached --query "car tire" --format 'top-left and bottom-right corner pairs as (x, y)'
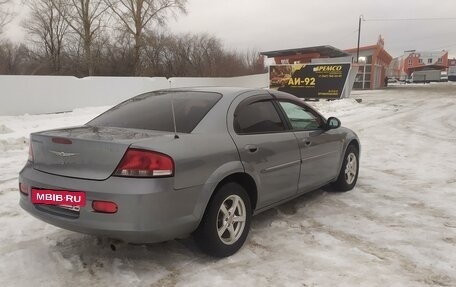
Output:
(332, 144), (359, 192)
(194, 182), (252, 257)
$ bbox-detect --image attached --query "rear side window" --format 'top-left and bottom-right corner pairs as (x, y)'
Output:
(88, 91), (222, 133)
(234, 100), (286, 134)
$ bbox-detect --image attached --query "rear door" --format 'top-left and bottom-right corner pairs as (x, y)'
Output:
(273, 96), (344, 192)
(228, 93), (301, 209)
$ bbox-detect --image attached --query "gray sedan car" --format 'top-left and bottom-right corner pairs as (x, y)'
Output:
(19, 87), (360, 257)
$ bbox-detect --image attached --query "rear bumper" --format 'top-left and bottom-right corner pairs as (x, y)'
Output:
(19, 163), (203, 243)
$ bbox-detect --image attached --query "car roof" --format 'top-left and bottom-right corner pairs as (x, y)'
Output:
(159, 86), (260, 99)
(156, 86), (312, 104)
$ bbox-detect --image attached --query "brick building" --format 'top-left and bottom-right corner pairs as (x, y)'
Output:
(389, 50), (449, 81)
(344, 36), (393, 89)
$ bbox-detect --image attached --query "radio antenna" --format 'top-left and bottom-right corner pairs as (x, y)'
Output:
(171, 93), (179, 139)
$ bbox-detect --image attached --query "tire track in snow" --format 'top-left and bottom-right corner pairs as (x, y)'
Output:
(306, 218), (455, 287)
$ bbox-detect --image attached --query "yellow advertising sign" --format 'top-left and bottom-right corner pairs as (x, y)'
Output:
(269, 63), (351, 99)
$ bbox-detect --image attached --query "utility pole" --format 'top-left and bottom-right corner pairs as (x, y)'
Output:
(356, 15), (363, 63)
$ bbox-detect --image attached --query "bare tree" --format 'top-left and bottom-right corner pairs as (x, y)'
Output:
(0, 0), (12, 33)
(171, 33), (222, 77)
(23, 0), (70, 73)
(141, 32), (265, 78)
(52, 0), (108, 76)
(0, 41), (29, 74)
(242, 49), (266, 75)
(100, 31), (135, 75)
(104, 0), (186, 76)
(142, 31), (168, 76)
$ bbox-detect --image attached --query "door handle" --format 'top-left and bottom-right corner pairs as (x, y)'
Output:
(244, 144), (258, 153)
(303, 140), (312, 147)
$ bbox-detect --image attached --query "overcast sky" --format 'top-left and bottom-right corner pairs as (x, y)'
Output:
(4, 0), (456, 58)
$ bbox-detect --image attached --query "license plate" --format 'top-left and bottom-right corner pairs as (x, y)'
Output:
(31, 188), (86, 207)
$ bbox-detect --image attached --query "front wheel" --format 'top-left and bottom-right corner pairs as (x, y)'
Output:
(194, 182), (251, 257)
(332, 145), (359, 192)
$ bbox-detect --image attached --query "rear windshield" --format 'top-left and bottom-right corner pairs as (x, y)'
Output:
(88, 91), (222, 133)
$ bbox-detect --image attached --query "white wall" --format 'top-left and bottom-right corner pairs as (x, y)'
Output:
(169, 74), (269, 89)
(0, 76), (171, 116)
(0, 71), (356, 116)
(0, 74), (269, 116)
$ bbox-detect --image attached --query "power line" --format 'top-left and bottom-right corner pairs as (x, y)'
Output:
(365, 17), (456, 22)
(332, 29), (358, 45)
(430, 42), (456, 51)
(359, 16), (456, 51)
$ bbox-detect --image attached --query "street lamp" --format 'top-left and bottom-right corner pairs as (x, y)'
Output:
(356, 15), (364, 63)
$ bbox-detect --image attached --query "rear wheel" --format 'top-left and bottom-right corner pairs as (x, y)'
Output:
(194, 182), (251, 257)
(332, 145), (359, 192)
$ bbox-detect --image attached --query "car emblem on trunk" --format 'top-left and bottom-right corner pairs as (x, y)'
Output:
(49, 150), (79, 157)
(49, 150), (78, 165)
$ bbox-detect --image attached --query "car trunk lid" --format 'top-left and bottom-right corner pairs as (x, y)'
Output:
(31, 125), (173, 180)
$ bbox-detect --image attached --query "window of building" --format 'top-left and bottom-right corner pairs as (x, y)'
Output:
(428, 58), (433, 64)
(408, 59), (412, 66)
(437, 58), (442, 63)
(419, 59), (423, 64)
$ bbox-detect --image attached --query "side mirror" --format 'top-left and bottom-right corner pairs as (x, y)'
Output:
(326, 117), (341, 130)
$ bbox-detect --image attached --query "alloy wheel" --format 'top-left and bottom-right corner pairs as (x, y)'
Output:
(216, 195), (246, 245)
(344, 153), (357, 184)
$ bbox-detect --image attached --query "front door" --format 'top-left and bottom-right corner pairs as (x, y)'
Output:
(275, 99), (344, 192)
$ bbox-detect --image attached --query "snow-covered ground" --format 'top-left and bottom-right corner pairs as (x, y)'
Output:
(1, 83), (455, 287)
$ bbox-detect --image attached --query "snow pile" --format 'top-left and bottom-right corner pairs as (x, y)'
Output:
(1, 84), (456, 286)
(0, 124), (13, 134)
(0, 136), (28, 152)
(0, 106), (110, 151)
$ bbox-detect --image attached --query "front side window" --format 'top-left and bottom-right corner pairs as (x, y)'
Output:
(279, 101), (324, 130)
(234, 100), (285, 134)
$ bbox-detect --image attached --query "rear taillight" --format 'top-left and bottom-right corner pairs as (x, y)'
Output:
(28, 141), (33, 162)
(19, 182), (29, 195)
(92, 201), (118, 214)
(114, 149), (174, 177)
(52, 137), (72, 144)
